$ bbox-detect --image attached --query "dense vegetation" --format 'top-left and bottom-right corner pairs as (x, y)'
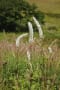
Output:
(0, 39), (60, 90)
(0, 0), (44, 32)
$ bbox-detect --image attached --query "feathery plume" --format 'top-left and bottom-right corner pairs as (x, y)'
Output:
(48, 39), (57, 53)
(16, 33), (28, 47)
(28, 22), (34, 43)
(33, 16), (44, 38)
(27, 50), (31, 61)
(48, 47), (52, 54)
(27, 50), (32, 71)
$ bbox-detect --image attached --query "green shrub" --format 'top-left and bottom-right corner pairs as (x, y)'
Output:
(0, 0), (44, 32)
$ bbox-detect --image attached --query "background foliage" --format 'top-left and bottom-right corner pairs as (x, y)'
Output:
(0, 0), (44, 32)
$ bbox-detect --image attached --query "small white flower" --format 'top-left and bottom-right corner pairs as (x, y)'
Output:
(28, 22), (34, 43)
(33, 16), (44, 39)
(16, 33), (28, 47)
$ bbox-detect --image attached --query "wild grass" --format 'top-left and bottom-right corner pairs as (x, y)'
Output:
(0, 33), (60, 90)
(0, 0), (60, 89)
(0, 1), (59, 90)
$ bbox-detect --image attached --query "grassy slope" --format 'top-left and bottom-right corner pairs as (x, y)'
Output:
(27, 0), (60, 14)
(26, 0), (60, 41)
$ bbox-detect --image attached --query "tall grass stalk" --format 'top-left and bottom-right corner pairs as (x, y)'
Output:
(16, 33), (28, 47)
(48, 39), (57, 53)
(33, 16), (44, 39)
(28, 22), (34, 43)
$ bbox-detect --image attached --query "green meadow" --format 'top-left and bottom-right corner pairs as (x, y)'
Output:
(0, 0), (60, 90)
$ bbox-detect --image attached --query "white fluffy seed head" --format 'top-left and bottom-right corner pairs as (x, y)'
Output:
(28, 22), (34, 43)
(48, 47), (53, 54)
(33, 16), (44, 39)
(27, 50), (31, 61)
(16, 33), (28, 47)
(27, 50), (33, 71)
(48, 39), (57, 54)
